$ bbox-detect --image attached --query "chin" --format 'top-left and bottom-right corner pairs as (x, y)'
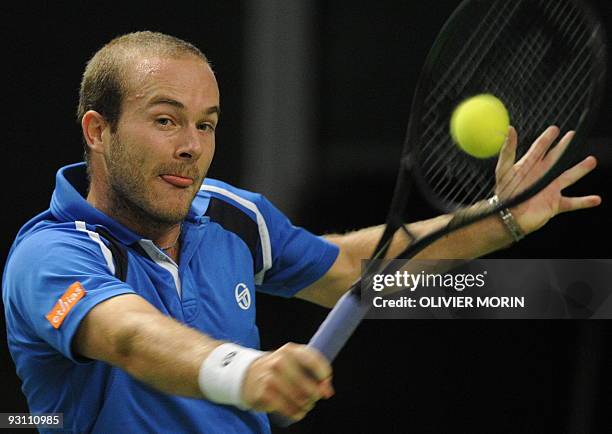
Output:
(143, 199), (190, 224)
(157, 208), (190, 224)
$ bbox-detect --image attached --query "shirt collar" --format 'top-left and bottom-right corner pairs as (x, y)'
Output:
(50, 162), (147, 245)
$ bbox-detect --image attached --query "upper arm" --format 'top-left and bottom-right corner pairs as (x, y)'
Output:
(294, 235), (359, 308)
(255, 196), (340, 299)
(3, 227), (136, 363)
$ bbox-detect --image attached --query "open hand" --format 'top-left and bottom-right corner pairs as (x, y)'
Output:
(494, 125), (601, 235)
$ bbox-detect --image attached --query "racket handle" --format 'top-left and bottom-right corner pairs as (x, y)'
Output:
(307, 290), (369, 361)
(271, 290), (370, 427)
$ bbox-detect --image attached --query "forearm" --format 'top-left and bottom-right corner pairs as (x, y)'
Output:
(75, 295), (221, 399)
(329, 214), (453, 260)
(300, 215), (451, 306)
(111, 304), (340, 409)
(412, 212), (514, 260)
(75, 295), (333, 420)
(302, 212), (513, 307)
(114, 312), (220, 398)
(330, 209), (512, 262)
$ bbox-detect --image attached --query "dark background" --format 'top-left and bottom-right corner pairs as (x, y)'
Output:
(2, 1), (612, 433)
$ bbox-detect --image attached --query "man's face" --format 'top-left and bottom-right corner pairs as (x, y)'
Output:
(104, 55), (220, 225)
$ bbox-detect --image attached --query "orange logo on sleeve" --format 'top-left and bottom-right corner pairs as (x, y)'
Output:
(45, 282), (86, 329)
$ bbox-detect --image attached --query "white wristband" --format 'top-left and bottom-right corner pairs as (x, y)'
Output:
(198, 343), (265, 409)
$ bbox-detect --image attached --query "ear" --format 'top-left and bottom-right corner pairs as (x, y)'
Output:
(81, 111), (111, 155)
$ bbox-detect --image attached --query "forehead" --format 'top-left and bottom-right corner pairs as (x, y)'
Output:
(123, 55), (220, 109)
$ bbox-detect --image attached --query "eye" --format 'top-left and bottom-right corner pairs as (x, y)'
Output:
(198, 122), (216, 132)
(155, 117), (175, 128)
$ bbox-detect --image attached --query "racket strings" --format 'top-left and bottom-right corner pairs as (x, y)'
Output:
(451, 59), (593, 215)
(485, 53), (594, 206)
(423, 0), (580, 138)
(507, 9), (591, 128)
(424, 0), (523, 108)
(416, 0), (598, 209)
(454, 54), (594, 208)
(429, 0), (571, 108)
(485, 10), (592, 161)
(432, 154), (491, 207)
(422, 1), (570, 160)
(423, 1), (527, 119)
(501, 18), (595, 152)
(486, 16), (557, 99)
(445, 7), (588, 203)
(421, 118), (492, 200)
(425, 0), (581, 137)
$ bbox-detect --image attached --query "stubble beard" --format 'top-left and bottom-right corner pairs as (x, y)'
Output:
(105, 134), (197, 235)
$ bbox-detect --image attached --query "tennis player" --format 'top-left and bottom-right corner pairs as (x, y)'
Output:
(2, 32), (601, 433)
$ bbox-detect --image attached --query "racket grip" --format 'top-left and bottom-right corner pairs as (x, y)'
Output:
(307, 290), (369, 361)
(271, 290), (370, 427)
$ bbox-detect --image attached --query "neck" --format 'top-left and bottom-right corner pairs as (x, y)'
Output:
(158, 224), (182, 251)
(87, 180), (182, 249)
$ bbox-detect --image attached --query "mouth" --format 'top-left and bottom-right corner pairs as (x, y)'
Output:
(159, 174), (195, 188)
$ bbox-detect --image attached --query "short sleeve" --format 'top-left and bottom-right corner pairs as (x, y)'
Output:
(254, 195), (339, 298)
(3, 226), (136, 362)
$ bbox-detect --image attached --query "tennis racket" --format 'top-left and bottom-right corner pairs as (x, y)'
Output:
(274, 0), (607, 426)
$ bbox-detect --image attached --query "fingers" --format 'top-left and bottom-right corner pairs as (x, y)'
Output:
(496, 126), (570, 201)
(241, 343), (334, 420)
(518, 125), (560, 168)
(558, 195), (602, 213)
(265, 376), (315, 421)
(495, 126), (518, 180)
(558, 156), (598, 189)
(543, 130), (575, 167)
(291, 345), (332, 382)
(267, 349), (329, 416)
(318, 377), (335, 399)
(555, 156), (601, 213)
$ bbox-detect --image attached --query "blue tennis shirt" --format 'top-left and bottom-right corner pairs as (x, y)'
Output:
(2, 162), (339, 434)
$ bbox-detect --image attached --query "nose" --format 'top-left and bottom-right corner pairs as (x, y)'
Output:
(175, 125), (206, 161)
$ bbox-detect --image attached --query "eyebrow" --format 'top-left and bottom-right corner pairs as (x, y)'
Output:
(146, 96), (220, 116)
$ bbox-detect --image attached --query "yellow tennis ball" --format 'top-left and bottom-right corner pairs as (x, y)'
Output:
(450, 94), (510, 158)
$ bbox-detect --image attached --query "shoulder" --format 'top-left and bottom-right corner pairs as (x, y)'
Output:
(5, 220), (116, 283)
(195, 179), (293, 282)
(197, 178), (270, 220)
(194, 180), (271, 270)
(11, 221), (101, 258)
(195, 178), (288, 235)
